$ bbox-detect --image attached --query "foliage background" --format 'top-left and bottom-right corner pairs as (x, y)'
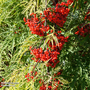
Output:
(0, 0), (90, 90)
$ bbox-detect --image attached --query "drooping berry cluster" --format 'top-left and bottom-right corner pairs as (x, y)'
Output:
(24, 0), (70, 89)
(24, 13), (50, 36)
(44, 4), (70, 27)
(75, 24), (90, 37)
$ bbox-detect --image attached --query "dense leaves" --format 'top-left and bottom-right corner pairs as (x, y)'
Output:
(0, 0), (90, 90)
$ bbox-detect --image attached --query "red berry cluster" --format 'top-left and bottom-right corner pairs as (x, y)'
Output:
(75, 6), (90, 37)
(44, 4), (70, 27)
(60, 0), (74, 6)
(0, 78), (4, 88)
(84, 11), (90, 21)
(67, 0), (73, 4)
(39, 75), (63, 90)
(39, 84), (46, 90)
(25, 71), (37, 82)
(30, 48), (60, 68)
(24, 13), (50, 36)
(75, 24), (90, 37)
(54, 70), (62, 76)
